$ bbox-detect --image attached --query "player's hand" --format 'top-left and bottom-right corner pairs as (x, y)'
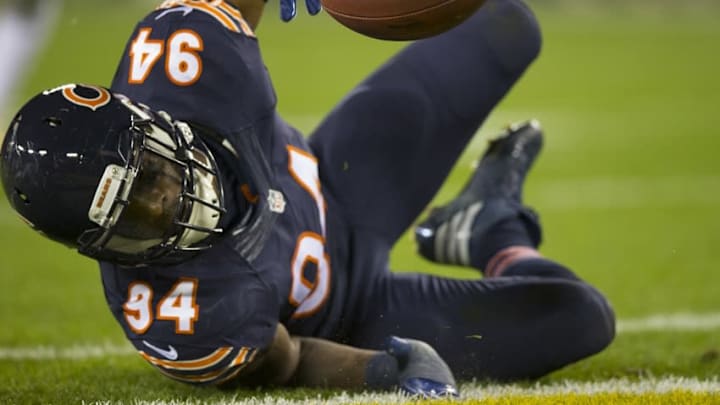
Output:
(387, 336), (459, 398)
(280, 0), (322, 22)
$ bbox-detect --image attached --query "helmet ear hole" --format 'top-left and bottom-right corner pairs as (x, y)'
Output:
(14, 188), (31, 205)
(44, 117), (62, 128)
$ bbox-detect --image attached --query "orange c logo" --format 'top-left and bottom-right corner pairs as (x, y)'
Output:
(62, 84), (112, 111)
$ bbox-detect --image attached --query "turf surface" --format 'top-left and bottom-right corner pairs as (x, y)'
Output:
(1, 0), (719, 403)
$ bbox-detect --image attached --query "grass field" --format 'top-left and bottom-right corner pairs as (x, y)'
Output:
(1, 0), (720, 403)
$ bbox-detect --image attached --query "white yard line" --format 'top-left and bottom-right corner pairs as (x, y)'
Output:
(0, 342), (135, 360)
(617, 312), (720, 333)
(3, 312), (720, 361)
(126, 377), (720, 405)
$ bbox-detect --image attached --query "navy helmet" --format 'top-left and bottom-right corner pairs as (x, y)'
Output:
(1, 84), (226, 266)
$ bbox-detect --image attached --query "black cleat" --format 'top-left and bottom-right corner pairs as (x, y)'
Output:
(415, 120), (544, 267)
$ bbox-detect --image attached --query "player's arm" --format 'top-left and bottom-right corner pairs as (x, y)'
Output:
(228, 0), (321, 23)
(227, 323), (458, 395)
(229, 323), (372, 388)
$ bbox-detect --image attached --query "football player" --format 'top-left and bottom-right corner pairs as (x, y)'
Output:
(0, 0), (615, 396)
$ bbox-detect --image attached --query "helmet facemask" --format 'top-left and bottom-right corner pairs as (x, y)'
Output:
(78, 98), (225, 266)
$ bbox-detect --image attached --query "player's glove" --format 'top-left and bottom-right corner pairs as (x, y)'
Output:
(365, 336), (459, 398)
(280, 0), (322, 22)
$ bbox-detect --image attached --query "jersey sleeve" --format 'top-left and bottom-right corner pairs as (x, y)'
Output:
(110, 1), (277, 139)
(100, 242), (280, 386)
(137, 343), (260, 385)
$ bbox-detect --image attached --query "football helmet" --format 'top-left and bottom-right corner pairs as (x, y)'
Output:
(1, 84), (226, 266)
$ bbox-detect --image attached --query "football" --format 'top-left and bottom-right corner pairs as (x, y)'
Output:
(321, 0), (487, 41)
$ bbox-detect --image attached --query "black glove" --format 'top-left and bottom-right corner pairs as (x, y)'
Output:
(365, 336), (459, 398)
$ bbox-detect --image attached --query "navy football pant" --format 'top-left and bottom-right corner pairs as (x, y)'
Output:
(309, 0), (614, 380)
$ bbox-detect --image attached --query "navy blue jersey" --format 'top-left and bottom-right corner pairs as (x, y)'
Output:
(102, 0), (345, 385)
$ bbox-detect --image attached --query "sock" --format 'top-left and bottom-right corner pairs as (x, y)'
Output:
(484, 246), (541, 277)
(471, 216), (535, 270)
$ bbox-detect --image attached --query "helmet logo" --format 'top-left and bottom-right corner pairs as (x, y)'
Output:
(61, 84), (112, 111)
(89, 164), (131, 227)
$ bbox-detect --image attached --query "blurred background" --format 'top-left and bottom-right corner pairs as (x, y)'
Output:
(0, 0), (719, 388)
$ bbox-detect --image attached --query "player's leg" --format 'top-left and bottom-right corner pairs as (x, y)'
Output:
(413, 119), (589, 287)
(309, 0), (542, 246)
(341, 118), (613, 380)
(345, 269), (615, 381)
(415, 120), (546, 273)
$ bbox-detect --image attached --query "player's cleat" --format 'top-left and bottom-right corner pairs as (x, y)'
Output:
(415, 120), (544, 267)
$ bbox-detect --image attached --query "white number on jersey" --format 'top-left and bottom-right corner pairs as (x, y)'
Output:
(128, 28), (203, 86)
(287, 146), (327, 235)
(123, 278), (199, 335)
(287, 147), (332, 318)
(157, 279), (200, 334)
(165, 30), (204, 86)
(289, 232), (331, 318)
(124, 282), (154, 333)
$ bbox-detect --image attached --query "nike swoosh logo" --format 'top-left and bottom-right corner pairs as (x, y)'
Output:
(142, 340), (178, 360)
(155, 6), (193, 21)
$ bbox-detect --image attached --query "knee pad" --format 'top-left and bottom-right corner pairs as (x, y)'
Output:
(471, 0), (543, 75)
(566, 282), (617, 357)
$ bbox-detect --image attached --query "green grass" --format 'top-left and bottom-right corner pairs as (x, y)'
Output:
(1, 0), (720, 403)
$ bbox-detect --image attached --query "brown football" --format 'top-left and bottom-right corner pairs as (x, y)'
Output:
(321, 0), (487, 41)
